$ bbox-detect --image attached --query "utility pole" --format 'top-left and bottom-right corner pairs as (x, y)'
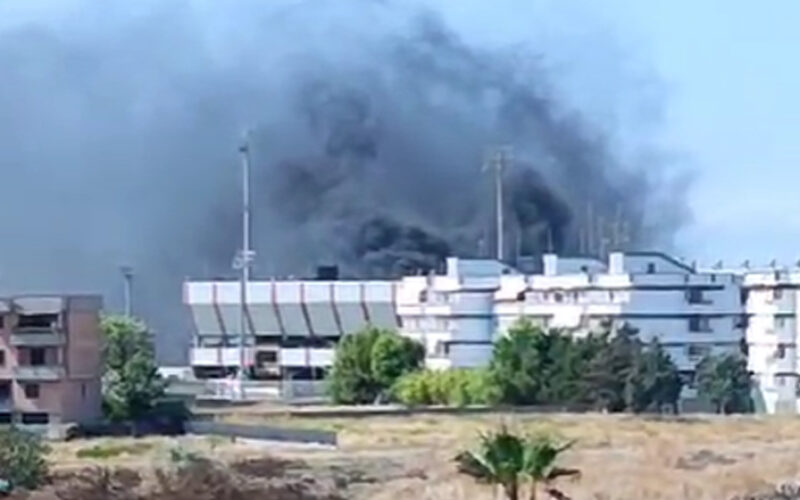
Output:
(234, 132), (256, 399)
(484, 147), (511, 261)
(120, 266), (133, 317)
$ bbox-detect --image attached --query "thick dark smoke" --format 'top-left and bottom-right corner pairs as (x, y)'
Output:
(0, 0), (688, 362)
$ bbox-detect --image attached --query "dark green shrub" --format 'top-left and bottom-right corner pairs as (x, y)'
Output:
(371, 333), (425, 389)
(328, 326), (424, 404)
(393, 369), (494, 406)
(488, 319), (682, 412)
(0, 427), (50, 490)
(697, 353), (753, 414)
(487, 319), (547, 405)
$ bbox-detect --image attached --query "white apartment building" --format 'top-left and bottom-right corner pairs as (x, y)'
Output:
(184, 252), (796, 413)
(497, 253), (744, 377)
(742, 269), (800, 413)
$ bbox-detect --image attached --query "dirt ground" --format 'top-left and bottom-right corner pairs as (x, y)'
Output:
(43, 413), (800, 499)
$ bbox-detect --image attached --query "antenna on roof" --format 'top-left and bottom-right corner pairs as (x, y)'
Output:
(713, 260), (723, 270)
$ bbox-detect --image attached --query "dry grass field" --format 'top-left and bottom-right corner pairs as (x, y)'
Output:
(46, 413), (800, 499)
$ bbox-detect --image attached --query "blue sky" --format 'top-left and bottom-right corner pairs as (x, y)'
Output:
(433, 0), (800, 267)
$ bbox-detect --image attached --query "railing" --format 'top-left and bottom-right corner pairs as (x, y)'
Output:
(13, 365), (65, 381)
(9, 332), (64, 347)
(13, 321), (62, 335)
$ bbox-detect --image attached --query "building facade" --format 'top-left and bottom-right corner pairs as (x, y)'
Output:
(0, 295), (103, 436)
(184, 253), (799, 413)
(742, 270), (800, 413)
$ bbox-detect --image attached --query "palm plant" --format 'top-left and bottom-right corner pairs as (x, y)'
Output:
(455, 426), (579, 500)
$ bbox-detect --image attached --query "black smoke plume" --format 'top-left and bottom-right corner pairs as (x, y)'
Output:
(0, 1), (688, 362)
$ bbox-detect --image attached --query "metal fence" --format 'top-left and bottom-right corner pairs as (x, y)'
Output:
(168, 379), (327, 403)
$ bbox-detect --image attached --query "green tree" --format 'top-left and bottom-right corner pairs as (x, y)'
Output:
(0, 427), (50, 490)
(328, 326), (423, 404)
(488, 319), (547, 405)
(370, 333), (425, 390)
(455, 427), (579, 500)
(580, 326), (639, 412)
(101, 315), (167, 424)
(696, 353), (753, 414)
(632, 340), (683, 414)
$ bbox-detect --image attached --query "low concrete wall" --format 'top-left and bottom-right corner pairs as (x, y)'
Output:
(197, 403), (594, 419)
(280, 380), (327, 399)
(185, 420), (337, 446)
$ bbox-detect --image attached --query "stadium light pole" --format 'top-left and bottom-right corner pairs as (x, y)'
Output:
(483, 147), (511, 261)
(235, 132), (255, 399)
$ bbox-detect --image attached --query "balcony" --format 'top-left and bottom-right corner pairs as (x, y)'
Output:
(10, 330), (65, 347)
(13, 365), (65, 381)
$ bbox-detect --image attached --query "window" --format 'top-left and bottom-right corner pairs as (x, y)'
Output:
(609, 291), (616, 302)
(418, 290), (428, 303)
(689, 316), (712, 332)
(775, 288), (784, 301)
(776, 317), (787, 329)
(679, 370), (696, 389)
(647, 262), (656, 274)
(554, 292), (564, 303)
(29, 348), (46, 366)
(775, 344), (787, 359)
(256, 351), (278, 364)
(430, 341), (448, 358)
(0, 413), (11, 424)
(21, 413), (49, 425)
(687, 344), (711, 360)
(687, 288), (705, 304)
(24, 384), (40, 399)
(0, 382), (10, 400)
(516, 291), (526, 302)
(17, 313), (58, 329)
(0, 315), (4, 328)
(81, 383), (87, 400)
(0, 349), (4, 367)
(434, 318), (450, 331)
